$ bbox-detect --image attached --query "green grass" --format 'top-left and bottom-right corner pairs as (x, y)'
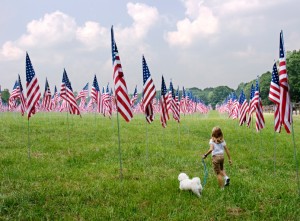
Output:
(0, 111), (300, 220)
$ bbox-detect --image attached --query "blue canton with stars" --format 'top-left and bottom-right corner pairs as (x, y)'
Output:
(142, 56), (151, 85)
(26, 52), (36, 83)
(272, 63), (279, 85)
(92, 75), (100, 92)
(279, 31), (285, 59)
(18, 74), (23, 92)
(161, 76), (167, 96)
(62, 69), (73, 91)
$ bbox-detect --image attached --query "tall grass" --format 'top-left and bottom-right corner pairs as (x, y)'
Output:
(0, 111), (299, 220)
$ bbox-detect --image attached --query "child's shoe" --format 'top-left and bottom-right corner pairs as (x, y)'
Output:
(225, 177), (230, 186)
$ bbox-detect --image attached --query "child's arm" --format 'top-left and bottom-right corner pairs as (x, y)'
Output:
(224, 146), (232, 165)
(202, 144), (214, 159)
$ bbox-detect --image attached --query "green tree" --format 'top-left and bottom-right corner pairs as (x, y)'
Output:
(287, 50), (300, 102)
(1, 89), (10, 104)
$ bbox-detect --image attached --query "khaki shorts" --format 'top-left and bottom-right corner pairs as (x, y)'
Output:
(212, 154), (224, 174)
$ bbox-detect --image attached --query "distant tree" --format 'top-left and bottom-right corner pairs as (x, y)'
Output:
(286, 50), (300, 102)
(1, 89), (10, 104)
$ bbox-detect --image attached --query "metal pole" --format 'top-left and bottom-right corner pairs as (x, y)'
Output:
(27, 119), (30, 160)
(116, 111), (123, 180)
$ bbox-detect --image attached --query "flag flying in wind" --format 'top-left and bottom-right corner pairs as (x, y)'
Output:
(18, 74), (26, 116)
(142, 55), (156, 123)
(77, 83), (89, 100)
(9, 80), (20, 111)
(42, 78), (52, 111)
(169, 80), (177, 120)
(160, 76), (169, 128)
(91, 75), (101, 113)
(238, 90), (248, 126)
(130, 85), (138, 107)
(174, 87), (180, 122)
(26, 52), (41, 120)
(111, 26), (133, 122)
(51, 85), (59, 111)
(60, 69), (81, 116)
(254, 78), (265, 131)
(279, 30), (292, 133)
(269, 62), (281, 132)
(247, 84), (255, 127)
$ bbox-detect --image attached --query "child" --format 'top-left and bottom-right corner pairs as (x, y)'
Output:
(202, 126), (232, 189)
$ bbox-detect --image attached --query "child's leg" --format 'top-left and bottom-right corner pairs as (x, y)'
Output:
(217, 173), (224, 188)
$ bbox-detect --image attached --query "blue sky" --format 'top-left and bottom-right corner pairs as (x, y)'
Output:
(1, 0), (300, 94)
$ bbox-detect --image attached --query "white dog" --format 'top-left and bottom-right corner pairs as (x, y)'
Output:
(178, 172), (203, 197)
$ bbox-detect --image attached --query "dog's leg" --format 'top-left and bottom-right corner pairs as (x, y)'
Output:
(192, 188), (201, 197)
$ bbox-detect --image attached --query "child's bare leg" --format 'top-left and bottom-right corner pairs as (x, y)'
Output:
(217, 174), (224, 188)
(220, 170), (227, 178)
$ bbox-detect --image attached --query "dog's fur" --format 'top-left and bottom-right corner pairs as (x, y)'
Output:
(178, 172), (203, 197)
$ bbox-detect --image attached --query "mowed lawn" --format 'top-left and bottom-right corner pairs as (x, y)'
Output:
(0, 111), (299, 220)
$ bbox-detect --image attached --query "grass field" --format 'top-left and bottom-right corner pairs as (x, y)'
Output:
(0, 111), (300, 220)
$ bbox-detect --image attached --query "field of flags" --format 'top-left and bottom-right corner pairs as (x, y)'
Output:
(216, 30), (292, 134)
(0, 27), (210, 126)
(0, 29), (294, 135)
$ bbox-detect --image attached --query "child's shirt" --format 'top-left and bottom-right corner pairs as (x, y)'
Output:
(209, 139), (226, 156)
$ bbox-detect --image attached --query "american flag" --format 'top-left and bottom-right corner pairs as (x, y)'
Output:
(111, 26), (133, 122)
(18, 74), (27, 116)
(51, 86), (59, 111)
(76, 83), (89, 100)
(229, 93), (239, 119)
(90, 75), (101, 113)
(254, 79), (265, 131)
(42, 78), (52, 111)
(103, 84), (111, 117)
(269, 62), (281, 132)
(77, 83), (89, 111)
(60, 69), (81, 115)
(169, 81), (177, 120)
(173, 86), (180, 122)
(130, 85), (138, 107)
(142, 55), (156, 123)
(9, 80), (20, 111)
(247, 84), (255, 127)
(160, 76), (169, 128)
(26, 52), (41, 120)
(238, 90), (249, 126)
(279, 31), (292, 133)
(101, 86), (105, 114)
(180, 87), (186, 115)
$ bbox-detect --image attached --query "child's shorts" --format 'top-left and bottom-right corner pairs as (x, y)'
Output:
(212, 154), (224, 174)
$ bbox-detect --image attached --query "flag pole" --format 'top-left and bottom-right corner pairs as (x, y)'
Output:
(178, 122), (180, 145)
(116, 110), (123, 180)
(291, 121), (300, 195)
(66, 105), (70, 154)
(273, 129), (277, 175)
(27, 119), (31, 159)
(146, 120), (149, 162)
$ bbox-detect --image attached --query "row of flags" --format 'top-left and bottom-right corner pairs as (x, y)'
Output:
(0, 26), (210, 127)
(216, 30), (292, 134)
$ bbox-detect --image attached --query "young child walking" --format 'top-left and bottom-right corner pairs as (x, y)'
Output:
(202, 126), (232, 189)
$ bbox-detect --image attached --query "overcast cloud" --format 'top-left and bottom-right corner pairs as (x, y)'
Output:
(0, 0), (299, 94)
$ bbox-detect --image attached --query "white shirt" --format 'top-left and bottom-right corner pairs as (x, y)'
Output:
(209, 139), (226, 156)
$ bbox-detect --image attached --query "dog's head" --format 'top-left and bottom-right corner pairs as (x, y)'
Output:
(178, 172), (189, 181)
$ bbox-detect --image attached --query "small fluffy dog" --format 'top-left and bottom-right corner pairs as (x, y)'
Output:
(178, 172), (203, 197)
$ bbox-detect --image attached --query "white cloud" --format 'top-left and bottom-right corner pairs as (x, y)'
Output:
(165, 0), (219, 47)
(18, 11), (77, 47)
(0, 41), (23, 60)
(115, 2), (159, 44)
(76, 21), (109, 50)
(219, 0), (284, 15)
